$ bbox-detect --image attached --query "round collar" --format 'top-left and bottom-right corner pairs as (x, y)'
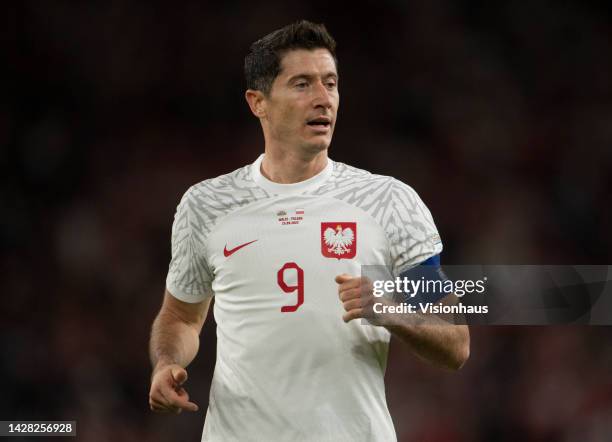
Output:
(251, 154), (334, 195)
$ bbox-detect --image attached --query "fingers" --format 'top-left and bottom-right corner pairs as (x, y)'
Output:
(336, 275), (363, 302)
(336, 275), (373, 293)
(342, 297), (364, 313)
(150, 387), (178, 413)
(150, 384), (199, 413)
(338, 287), (361, 302)
(336, 276), (374, 300)
(342, 308), (365, 323)
(149, 397), (167, 412)
(335, 273), (360, 287)
(340, 296), (376, 323)
(173, 388), (199, 412)
(150, 394), (183, 414)
(171, 366), (188, 385)
(336, 274), (376, 323)
(149, 365), (199, 413)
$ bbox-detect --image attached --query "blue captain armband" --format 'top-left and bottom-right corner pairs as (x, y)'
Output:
(398, 255), (450, 305)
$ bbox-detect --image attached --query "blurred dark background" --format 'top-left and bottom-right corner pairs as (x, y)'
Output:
(2, 1), (612, 441)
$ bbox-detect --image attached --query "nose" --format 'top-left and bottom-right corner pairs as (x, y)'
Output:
(312, 81), (332, 109)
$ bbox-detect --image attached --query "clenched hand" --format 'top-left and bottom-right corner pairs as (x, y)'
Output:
(149, 364), (199, 414)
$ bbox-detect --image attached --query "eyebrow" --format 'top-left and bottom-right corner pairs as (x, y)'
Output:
(286, 72), (339, 84)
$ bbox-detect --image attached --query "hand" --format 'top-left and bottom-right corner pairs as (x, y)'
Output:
(149, 364), (199, 414)
(336, 274), (402, 325)
(335, 274), (376, 323)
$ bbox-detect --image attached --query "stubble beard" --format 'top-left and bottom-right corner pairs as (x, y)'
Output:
(300, 135), (332, 157)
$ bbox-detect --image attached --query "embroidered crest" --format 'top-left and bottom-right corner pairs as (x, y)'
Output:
(321, 222), (357, 259)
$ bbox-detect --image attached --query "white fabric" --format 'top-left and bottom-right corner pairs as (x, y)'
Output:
(165, 155), (443, 442)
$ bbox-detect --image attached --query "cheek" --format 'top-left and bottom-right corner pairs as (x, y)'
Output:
(275, 105), (303, 131)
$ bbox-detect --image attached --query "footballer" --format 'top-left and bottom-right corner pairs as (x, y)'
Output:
(149, 20), (469, 442)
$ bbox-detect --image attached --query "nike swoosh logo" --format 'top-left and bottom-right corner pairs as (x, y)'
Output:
(224, 239), (258, 257)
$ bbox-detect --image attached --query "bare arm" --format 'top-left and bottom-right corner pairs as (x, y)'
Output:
(150, 289), (211, 370)
(148, 289), (212, 413)
(336, 274), (470, 371)
(382, 295), (470, 370)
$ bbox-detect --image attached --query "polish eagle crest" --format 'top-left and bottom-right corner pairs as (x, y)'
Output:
(321, 222), (357, 259)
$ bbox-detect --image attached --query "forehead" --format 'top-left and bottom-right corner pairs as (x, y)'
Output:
(278, 48), (337, 78)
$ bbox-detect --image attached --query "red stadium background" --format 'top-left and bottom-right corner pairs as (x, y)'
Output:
(2, 1), (612, 441)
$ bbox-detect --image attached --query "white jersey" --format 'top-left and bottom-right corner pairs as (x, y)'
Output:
(166, 154), (443, 442)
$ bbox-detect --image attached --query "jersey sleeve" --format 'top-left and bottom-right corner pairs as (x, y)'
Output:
(165, 187), (214, 302)
(385, 179), (443, 276)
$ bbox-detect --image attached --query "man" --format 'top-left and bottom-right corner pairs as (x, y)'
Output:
(149, 20), (469, 441)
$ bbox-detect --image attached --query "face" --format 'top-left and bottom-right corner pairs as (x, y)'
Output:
(260, 48), (339, 154)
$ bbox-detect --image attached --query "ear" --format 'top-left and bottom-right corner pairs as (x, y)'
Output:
(245, 89), (267, 119)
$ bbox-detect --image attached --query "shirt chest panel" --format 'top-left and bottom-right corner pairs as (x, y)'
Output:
(205, 196), (388, 313)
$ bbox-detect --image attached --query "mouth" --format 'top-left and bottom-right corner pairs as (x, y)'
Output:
(306, 117), (332, 130)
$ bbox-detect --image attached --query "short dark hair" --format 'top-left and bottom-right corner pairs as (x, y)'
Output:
(244, 20), (338, 95)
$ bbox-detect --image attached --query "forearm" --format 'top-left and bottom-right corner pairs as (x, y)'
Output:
(384, 314), (469, 370)
(149, 310), (200, 372)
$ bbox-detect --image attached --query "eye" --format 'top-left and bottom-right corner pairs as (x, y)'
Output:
(295, 82), (308, 89)
(326, 81), (337, 89)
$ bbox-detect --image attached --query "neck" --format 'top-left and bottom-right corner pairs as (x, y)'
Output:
(260, 145), (328, 184)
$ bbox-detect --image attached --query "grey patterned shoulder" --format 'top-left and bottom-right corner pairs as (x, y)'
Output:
(314, 160), (394, 195)
(178, 164), (270, 232)
(187, 164), (254, 193)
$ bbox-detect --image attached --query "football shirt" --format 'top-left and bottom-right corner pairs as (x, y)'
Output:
(166, 154), (443, 442)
